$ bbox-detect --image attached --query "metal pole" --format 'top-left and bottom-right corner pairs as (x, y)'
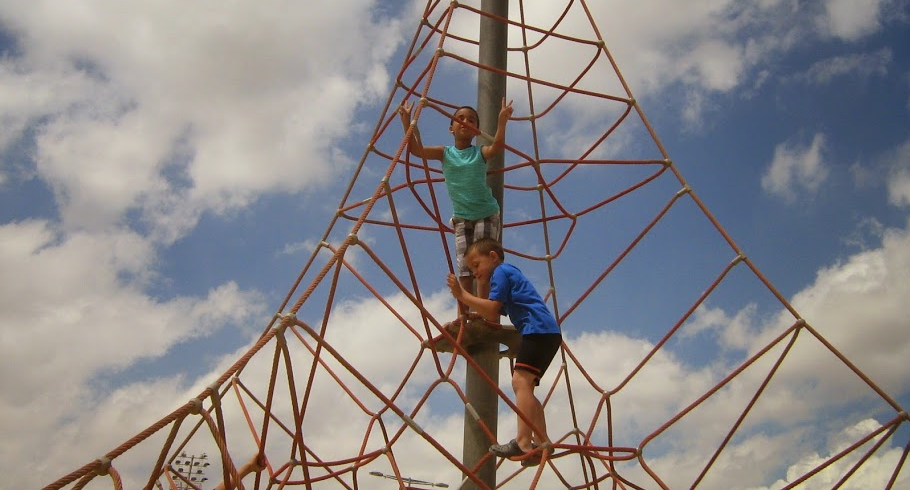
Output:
(173, 453), (209, 490)
(463, 2), (507, 490)
(479, 0), (508, 211)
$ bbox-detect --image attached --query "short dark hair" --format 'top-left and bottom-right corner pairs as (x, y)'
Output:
(466, 237), (504, 260)
(450, 105), (479, 129)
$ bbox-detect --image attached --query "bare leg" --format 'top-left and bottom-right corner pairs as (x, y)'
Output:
(512, 370), (548, 453)
(459, 276), (474, 310)
(476, 278), (490, 300)
(530, 396), (547, 448)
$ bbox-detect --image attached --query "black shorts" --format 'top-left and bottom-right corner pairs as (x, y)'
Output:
(514, 333), (562, 385)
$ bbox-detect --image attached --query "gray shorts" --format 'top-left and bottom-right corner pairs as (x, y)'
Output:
(452, 214), (501, 277)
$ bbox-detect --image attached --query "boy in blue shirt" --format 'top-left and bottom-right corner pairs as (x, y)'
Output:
(446, 237), (562, 467)
(400, 98), (513, 304)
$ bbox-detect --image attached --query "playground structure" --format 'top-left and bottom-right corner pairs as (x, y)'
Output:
(41, 1), (909, 490)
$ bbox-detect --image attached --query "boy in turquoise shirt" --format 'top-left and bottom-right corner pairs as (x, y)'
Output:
(399, 98), (513, 304)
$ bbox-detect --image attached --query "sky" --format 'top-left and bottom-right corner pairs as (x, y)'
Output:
(1, 1), (910, 489)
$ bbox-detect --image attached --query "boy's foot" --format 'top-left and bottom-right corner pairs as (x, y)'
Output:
(446, 311), (483, 326)
(520, 453), (541, 467)
(520, 446), (546, 467)
(489, 439), (526, 458)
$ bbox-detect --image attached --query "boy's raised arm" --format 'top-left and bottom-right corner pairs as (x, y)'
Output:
(482, 97), (513, 161)
(399, 101), (443, 160)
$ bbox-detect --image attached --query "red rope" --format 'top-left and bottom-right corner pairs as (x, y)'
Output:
(40, 2), (908, 490)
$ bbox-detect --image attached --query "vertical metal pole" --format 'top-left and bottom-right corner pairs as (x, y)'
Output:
(479, 0), (507, 211)
(463, 1), (507, 490)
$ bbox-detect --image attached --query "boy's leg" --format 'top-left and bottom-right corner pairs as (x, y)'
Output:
(474, 277), (489, 299)
(512, 369), (543, 453)
(459, 275), (474, 301)
(511, 334), (561, 451)
(530, 393), (547, 447)
(473, 214), (500, 300)
(452, 217), (474, 304)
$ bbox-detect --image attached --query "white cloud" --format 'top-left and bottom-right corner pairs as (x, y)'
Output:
(761, 133), (829, 202)
(0, 220), (267, 489)
(654, 217), (910, 488)
(277, 238), (320, 257)
(683, 303), (757, 351)
(0, 3), (407, 483)
(14, 290), (460, 489)
(690, 216), (910, 410)
(3, 2), (908, 490)
(0, 0), (403, 240)
(795, 48), (892, 84)
(35, 105), (182, 231)
(819, 0), (888, 41)
(890, 169), (910, 207)
(886, 137), (910, 207)
(22, 228), (910, 490)
(745, 419), (909, 490)
(773, 218), (910, 396)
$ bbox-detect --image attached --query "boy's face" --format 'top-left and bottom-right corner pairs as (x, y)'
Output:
(451, 107), (479, 137)
(465, 248), (499, 282)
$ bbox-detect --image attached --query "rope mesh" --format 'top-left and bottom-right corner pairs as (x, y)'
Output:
(41, 2), (908, 490)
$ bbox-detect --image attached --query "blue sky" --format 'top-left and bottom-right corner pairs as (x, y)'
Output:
(2, 1), (910, 489)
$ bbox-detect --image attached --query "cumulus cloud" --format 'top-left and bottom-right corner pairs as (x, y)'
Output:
(20, 213), (910, 489)
(886, 137), (910, 207)
(662, 218), (910, 488)
(794, 48), (892, 85)
(17, 290), (461, 489)
(745, 419), (909, 490)
(761, 133), (829, 202)
(818, 0), (889, 41)
(0, 0), (403, 240)
(0, 220), (268, 489)
(777, 218), (910, 395)
(696, 216), (910, 405)
(3, 1), (908, 490)
(0, 1), (407, 487)
(890, 169), (910, 207)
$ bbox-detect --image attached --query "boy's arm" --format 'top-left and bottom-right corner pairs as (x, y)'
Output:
(447, 274), (501, 322)
(399, 102), (444, 160)
(481, 97), (513, 161)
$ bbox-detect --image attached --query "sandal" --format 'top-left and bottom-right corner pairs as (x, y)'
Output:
(521, 447), (546, 467)
(489, 439), (525, 458)
(520, 454), (541, 467)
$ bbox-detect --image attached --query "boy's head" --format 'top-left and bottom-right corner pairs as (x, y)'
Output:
(450, 106), (480, 136)
(464, 237), (504, 282)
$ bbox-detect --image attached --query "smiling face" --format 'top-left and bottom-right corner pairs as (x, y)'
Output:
(450, 106), (480, 139)
(464, 247), (500, 283)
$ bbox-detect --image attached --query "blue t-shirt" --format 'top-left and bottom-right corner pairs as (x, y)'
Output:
(442, 145), (500, 220)
(488, 262), (561, 335)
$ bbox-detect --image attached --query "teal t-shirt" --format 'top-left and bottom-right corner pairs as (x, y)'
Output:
(442, 145), (500, 220)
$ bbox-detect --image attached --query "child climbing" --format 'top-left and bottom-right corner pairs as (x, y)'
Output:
(445, 237), (562, 467)
(399, 98), (513, 306)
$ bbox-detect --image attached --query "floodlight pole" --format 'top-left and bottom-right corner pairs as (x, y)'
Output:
(172, 452), (209, 490)
(462, 1), (508, 490)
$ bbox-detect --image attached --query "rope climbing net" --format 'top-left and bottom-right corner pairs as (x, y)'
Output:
(43, 1), (908, 490)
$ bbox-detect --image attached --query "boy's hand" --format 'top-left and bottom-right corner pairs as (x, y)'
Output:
(499, 97), (513, 123)
(446, 273), (463, 300)
(399, 100), (413, 123)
